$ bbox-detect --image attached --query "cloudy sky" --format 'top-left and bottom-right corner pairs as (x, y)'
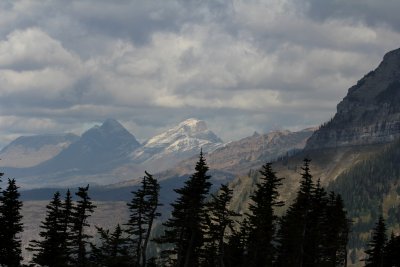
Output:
(1, 0), (400, 147)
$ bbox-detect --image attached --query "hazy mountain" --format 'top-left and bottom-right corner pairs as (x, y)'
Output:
(4, 119), (142, 188)
(0, 133), (79, 168)
(35, 118), (141, 173)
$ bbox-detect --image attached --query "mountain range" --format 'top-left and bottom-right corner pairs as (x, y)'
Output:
(1, 118), (230, 188)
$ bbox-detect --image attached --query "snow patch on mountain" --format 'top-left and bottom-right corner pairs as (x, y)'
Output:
(132, 118), (223, 162)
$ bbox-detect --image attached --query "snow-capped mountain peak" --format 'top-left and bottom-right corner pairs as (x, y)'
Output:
(145, 118), (222, 147)
(132, 118), (223, 168)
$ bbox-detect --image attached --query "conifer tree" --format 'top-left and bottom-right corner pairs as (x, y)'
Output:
(364, 215), (387, 267)
(246, 162), (284, 267)
(126, 171), (161, 267)
(203, 184), (240, 267)
(224, 218), (251, 267)
(157, 151), (211, 267)
(0, 178), (23, 267)
(61, 189), (74, 264)
(383, 233), (400, 267)
(322, 192), (349, 267)
(276, 158), (315, 267)
(28, 191), (69, 266)
(0, 169), (4, 262)
(305, 179), (328, 267)
(90, 224), (130, 267)
(70, 185), (96, 267)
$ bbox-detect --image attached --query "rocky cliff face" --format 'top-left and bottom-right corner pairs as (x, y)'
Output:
(306, 48), (400, 150)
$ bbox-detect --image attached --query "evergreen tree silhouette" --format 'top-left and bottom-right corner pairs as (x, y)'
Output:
(70, 185), (96, 267)
(246, 162), (284, 267)
(28, 191), (69, 266)
(0, 178), (23, 267)
(276, 158), (315, 267)
(322, 192), (349, 267)
(0, 169), (4, 263)
(383, 232), (400, 267)
(224, 218), (251, 267)
(156, 150), (211, 267)
(364, 215), (387, 267)
(126, 171), (162, 267)
(305, 179), (328, 267)
(90, 224), (130, 267)
(61, 189), (74, 264)
(203, 183), (240, 267)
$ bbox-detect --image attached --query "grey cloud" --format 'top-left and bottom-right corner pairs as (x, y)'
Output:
(304, 0), (400, 32)
(0, 0), (400, 148)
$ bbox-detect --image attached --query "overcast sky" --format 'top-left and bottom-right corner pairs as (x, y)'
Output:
(1, 0), (400, 147)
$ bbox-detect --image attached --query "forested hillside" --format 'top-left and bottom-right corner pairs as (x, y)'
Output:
(328, 140), (400, 263)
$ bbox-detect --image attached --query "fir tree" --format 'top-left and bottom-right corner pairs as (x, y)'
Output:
(224, 218), (251, 267)
(383, 233), (400, 267)
(90, 224), (130, 267)
(322, 192), (349, 267)
(61, 189), (74, 264)
(70, 185), (96, 267)
(276, 158), (315, 267)
(28, 191), (69, 267)
(0, 169), (4, 262)
(157, 151), (211, 267)
(0, 178), (23, 267)
(364, 216), (387, 267)
(203, 184), (240, 267)
(305, 179), (328, 267)
(127, 171), (162, 267)
(246, 162), (284, 267)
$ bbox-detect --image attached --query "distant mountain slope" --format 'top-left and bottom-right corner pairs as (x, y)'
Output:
(4, 119), (142, 188)
(0, 134), (79, 168)
(206, 129), (314, 173)
(306, 48), (400, 150)
(168, 128), (314, 177)
(35, 118), (141, 173)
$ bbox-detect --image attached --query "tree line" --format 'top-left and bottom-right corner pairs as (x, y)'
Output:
(0, 152), (398, 266)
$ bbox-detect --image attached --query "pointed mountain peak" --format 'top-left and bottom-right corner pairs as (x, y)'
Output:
(81, 119), (140, 147)
(100, 118), (130, 134)
(102, 118), (123, 129)
(83, 119), (130, 135)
